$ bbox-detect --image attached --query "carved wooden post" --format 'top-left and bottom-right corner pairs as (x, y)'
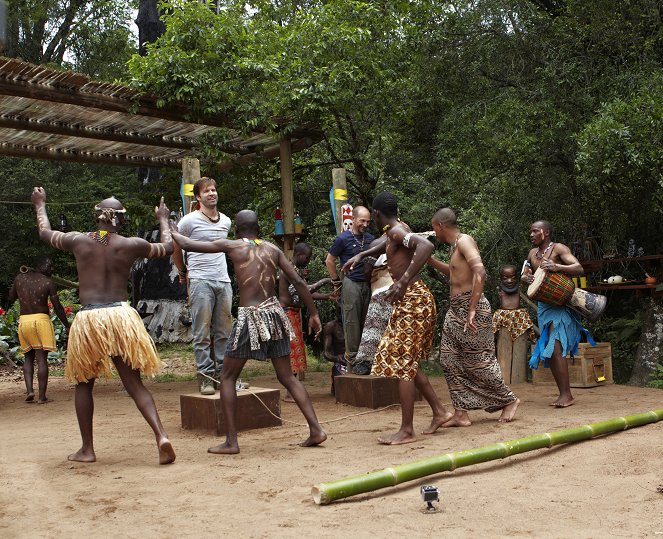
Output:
(280, 137), (294, 259)
(181, 157), (200, 214)
(331, 168), (347, 235)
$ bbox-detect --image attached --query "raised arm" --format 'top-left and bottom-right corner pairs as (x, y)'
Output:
(130, 198), (175, 259)
(279, 251), (321, 337)
(48, 281), (70, 329)
(458, 236), (487, 331)
(31, 187), (82, 251)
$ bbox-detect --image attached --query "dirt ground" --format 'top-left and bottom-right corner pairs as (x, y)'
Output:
(1, 364), (663, 539)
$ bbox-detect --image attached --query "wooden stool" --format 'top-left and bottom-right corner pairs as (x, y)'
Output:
(496, 329), (529, 384)
(180, 387), (282, 435)
(334, 374), (422, 409)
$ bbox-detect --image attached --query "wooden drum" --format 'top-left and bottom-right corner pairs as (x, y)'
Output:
(527, 267), (575, 307)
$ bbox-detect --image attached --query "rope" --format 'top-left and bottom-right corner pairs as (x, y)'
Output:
(198, 372), (448, 428)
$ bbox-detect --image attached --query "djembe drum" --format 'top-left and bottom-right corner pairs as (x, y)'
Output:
(527, 268), (607, 321)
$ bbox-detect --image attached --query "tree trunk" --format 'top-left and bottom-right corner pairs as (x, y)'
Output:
(628, 296), (663, 386)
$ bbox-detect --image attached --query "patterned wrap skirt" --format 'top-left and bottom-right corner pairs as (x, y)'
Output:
(439, 292), (517, 412)
(286, 307), (307, 374)
(371, 280), (436, 381)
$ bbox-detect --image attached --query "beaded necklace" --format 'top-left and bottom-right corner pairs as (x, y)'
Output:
(242, 238), (263, 246)
(535, 242), (554, 260)
(86, 230), (113, 245)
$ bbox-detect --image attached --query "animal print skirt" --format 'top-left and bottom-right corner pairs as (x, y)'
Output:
(439, 292), (517, 412)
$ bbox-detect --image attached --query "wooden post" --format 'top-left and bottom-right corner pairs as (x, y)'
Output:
(331, 168), (347, 235)
(181, 157), (200, 215)
(280, 138), (295, 258)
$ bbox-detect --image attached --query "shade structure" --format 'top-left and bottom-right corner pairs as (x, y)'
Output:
(312, 409), (663, 505)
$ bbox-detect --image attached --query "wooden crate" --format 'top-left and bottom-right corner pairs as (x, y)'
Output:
(532, 342), (613, 388)
(334, 374), (422, 409)
(180, 387), (282, 436)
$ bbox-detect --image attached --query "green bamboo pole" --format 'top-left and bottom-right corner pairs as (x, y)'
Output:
(312, 409), (663, 505)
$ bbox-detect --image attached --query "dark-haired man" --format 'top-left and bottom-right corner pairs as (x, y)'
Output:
(173, 177), (233, 395)
(343, 192), (451, 445)
(431, 208), (520, 426)
(522, 220), (591, 408)
(32, 187), (176, 465)
(7, 256), (70, 403)
(172, 210), (326, 454)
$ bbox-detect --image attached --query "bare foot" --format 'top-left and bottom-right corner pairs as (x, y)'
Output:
(422, 411), (454, 435)
(68, 448), (96, 463)
(208, 441), (240, 455)
(441, 416), (472, 428)
(299, 429), (327, 447)
(158, 438), (176, 465)
(282, 394), (295, 403)
(377, 430), (417, 445)
(498, 398), (520, 422)
(25, 393), (35, 402)
(37, 397), (49, 404)
(551, 396), (575, 408)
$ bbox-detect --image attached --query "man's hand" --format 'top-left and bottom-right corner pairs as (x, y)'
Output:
(308, 314), (322, 340)
(540, 259), (557, 273)
(31, 186), (47, 205)
(464, 308), (478, 332)
(341, 253), (363, 274)
(155, 197), (170, 220)
(384, 280), (406, 305)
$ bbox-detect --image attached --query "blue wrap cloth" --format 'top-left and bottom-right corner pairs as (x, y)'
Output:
(529, 302), (596, 369)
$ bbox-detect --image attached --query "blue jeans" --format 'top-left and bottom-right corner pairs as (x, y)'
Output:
(188, 279), (233, 376)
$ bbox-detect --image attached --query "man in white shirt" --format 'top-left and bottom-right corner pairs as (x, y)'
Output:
(173, 177), (233, 395)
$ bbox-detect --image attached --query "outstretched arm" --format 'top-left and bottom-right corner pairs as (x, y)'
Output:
(458, 236), (487, 331)
(171, 228), (232, 254)
(427, 256), (450, 279)
(32, 187), (81, 251)
(341, 235), (387, 274)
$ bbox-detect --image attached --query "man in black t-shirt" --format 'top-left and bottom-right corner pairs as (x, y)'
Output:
(325, 206), (375, 373)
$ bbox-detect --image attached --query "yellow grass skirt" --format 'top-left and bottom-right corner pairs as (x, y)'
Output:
(65, 302), (162, 383)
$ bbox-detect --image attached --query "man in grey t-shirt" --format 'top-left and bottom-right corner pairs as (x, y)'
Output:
(173, 177), (233, 395)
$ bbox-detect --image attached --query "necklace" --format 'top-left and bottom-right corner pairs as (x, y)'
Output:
(449, 233), (462, 258)
(200, 210), (220, 223)
(86, 230), (114, 245)
(382, 219), (400, 233)
(535, 242), (554, 260)
(352, 232), (366, 251)
(242, 238), (262, 246)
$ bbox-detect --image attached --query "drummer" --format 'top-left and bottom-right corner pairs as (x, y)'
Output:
(522, 220), (593, 408)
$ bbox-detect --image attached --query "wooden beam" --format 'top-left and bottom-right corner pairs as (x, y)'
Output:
(217, 137), (314, 173)
(0, 144), (182, 168)
(0, 117), (195, 149)
(0, 79), (231, 128)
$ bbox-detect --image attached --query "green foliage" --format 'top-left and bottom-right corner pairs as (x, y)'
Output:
(646, 364), (663, 390)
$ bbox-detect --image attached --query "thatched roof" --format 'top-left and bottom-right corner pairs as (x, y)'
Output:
(0, 57), (322, 169)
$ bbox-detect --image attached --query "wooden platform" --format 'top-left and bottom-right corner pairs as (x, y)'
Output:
(180, 387), (282, 436)
(532, 342), (613, 388)
(334, 374), (422, 409)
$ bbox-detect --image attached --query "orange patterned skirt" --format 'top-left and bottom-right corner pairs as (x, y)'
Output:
(285, 307), (307, 374)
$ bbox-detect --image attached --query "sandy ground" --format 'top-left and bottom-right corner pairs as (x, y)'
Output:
(1, 367), (663, 539)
